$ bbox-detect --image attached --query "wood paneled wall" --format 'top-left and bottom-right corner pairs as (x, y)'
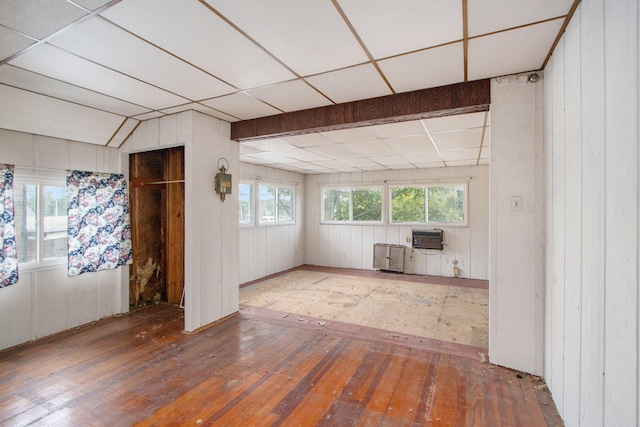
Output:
(544, 1), (639, 426)
(304, 166), (489, 280)
(0, 129), (125, 351)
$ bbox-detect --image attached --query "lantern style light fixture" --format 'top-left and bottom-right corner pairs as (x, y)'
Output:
(215, 157), (232, 201)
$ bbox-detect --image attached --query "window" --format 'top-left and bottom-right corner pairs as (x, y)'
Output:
(390, 183), (467, 225)
(322, 187), (383, 223)
(14, 173), (68, 267)
(238, 181), (253, 225)
(242, 183), (295, 226)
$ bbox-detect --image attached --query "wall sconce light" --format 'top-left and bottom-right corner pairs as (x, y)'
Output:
(215, 157), (232, 201)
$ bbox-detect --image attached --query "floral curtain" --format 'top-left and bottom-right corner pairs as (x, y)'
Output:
(1, 164), (18, 287)
(67, 171), (132, 276)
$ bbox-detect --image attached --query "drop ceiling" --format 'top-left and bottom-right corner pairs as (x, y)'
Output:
(0, 0), (576, 173)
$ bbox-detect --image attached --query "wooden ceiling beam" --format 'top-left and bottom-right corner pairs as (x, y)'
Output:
(230, 79), (490, 141)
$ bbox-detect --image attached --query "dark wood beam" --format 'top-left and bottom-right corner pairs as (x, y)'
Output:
(231, 79), (490, 141)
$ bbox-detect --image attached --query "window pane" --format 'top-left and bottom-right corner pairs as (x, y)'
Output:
(14, 183), (37, 263)
(259, 185), (276, 223)
(43, 185), (68, 259)
(352, 189), (382, 221)
(277, 188), (293, 222)
(323, 189), (349, 221)
(391, 187), (425, 223)
(427, 185), (465, 223)
(239, 183), (253, 224)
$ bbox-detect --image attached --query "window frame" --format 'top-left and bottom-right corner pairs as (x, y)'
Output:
(240, 180), (296, 227)
(389, 181), (468, 227)
(13, 170), (68, 271)
(238, 180), (254, 227)
(320, 186), (384, 225)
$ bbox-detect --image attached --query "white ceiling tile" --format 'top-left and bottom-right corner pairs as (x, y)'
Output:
(368, 120), (426, 139)
(479, 146), (491, 159)
(369, 154), (413, 166)
(0, 0), (87, 39)
(107, 118), (139, 147)
(132, 111), (166, 121)
(378, 42), (464, 93)
(468, 0), (574, 36)
(306, 144), (360, 159)
(10, 44), (189, 110)
(205, 0), (368, 76)
(305, 64), (392, 104)
(0, 65), (151, 116)
(160, 103), (240, 122)
(282, 133), (337, 148)
(270, 163), (306, 172)
(343, 140), (394, 157)
(48, 17), (236, 101)
(278, 149), (329, 162)
(242, 139), (296, 152)
(339, 157), (387, 170)
(286, 162), (328, 171)
(339, 0), (463, 59)
(73, 0), (112, 11)
(384, 135), (435, 154)
(0, 84), (123, 145)
(468, 19), (564, 81)
(239, 154), (272, 165)
(239, 144), (260, 155)
(424, 112), (487, 133)
(247, 79), (332, 112)
(386, 163), (416, 170)
(0, 27), (35, 61)
(413, 162), (446, 169)
(200, 92), (281, 120)
(241, 151), (298, 164)
(403, 152), (442, 164)
(309, 160), (344, 171)
(430, 128), (484, 151)
(441, 148), (481, 162)
(446, 160), (479, 167)
(100, 0), (295, 89)
(321, 127), (377, 143)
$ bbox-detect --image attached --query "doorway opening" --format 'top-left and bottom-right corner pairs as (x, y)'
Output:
(129, 147), (185, 308)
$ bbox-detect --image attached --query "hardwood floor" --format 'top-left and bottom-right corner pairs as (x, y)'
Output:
(0, 304), (562, 426)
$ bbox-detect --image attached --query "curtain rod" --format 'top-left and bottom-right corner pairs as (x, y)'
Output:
(316, 177), (471, 187)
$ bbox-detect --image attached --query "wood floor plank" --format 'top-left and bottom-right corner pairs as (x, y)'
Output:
(0, 304), (562, 426)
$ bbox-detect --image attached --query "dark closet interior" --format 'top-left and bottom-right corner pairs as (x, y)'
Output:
(129, 147), (184, 308)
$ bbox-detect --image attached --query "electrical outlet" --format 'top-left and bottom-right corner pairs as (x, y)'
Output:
(406, 236), (411, 243)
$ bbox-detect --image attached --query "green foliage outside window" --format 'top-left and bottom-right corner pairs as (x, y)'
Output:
(427, 185), (464, 223)
(322, 188), (382, 222)
(323, 189), (350, 221)
(352, 189), (382, 221)
(391, 187), (425, 222)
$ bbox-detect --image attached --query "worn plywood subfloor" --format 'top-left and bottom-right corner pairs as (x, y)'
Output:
(239, 269), (488, 348)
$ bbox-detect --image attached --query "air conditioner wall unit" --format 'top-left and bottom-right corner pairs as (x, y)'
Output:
(412, 229), (444, 250)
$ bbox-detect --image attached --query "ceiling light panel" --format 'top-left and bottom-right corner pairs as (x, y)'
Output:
(200, 92), (281, 120)
(467, 0), (574, 37)
(337, 0), (462, 59)
(0, 84), (123, 145)
(468, 19), (564, 81)
(48, 17), (236, 101)
(247, 79), (332, 112)
(100, 0), (295, 89)
(9, 44), (189, 110)
(378, 42), (464, 93)
(0, 0), (87, 39)
(206, 0), (368, 76)
(304, 64), (391, 104)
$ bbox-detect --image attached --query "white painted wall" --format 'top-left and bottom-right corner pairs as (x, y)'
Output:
(304, 165), (489, 280)
(238, 163), (305, 284)
(489, 74), (545, 376)
(543, 1), (639, 425)
(0, 129), (127, 351)
(121, 111), (239, 332)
